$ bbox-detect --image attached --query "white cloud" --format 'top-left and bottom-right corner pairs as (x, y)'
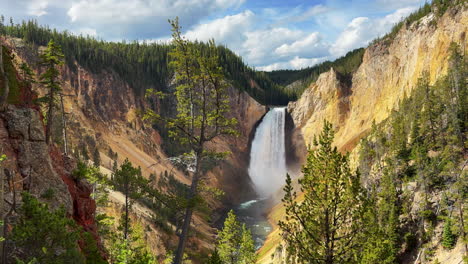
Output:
(331, 6), (417, 56)
(27, 0), (50, 16)
(293, 4), (330, 22)
(66, 0), (245, 39)
(0, 0), (427, 70)
(290, 56), (324, 69)
(275, 32), (329, 58)
(257, 56), (325, 71)
(185, 10), (254, 48)
(183, 11), (331, 69)
(242, 27), (304, 65)
(67, 0), (244, 24)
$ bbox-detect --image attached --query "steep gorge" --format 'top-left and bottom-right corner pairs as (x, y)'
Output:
(0, 35), (266, 261)
(259, 5), (467, 264)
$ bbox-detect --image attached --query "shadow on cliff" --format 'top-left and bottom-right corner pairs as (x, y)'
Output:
(285, 110), (307, 177)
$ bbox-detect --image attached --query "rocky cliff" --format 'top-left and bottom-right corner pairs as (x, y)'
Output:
(288, 6), (467, 151)
(259, 5), (467, 264)
(2, 34), (266, 260)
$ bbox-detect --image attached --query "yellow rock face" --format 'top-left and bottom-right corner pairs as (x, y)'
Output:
(260, 7), (467, 264)
(289, 8), (467, 152)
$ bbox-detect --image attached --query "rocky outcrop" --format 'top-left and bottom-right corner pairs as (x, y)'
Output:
(261, 6), (468, 264)
(288, 7), (467, 151)
(4, 33), (267, 260)
(0, 106), (72, 212)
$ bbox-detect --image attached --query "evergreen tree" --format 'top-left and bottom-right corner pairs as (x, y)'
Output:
(93, 148), (101, 167)
(38, 40), (64, 144)
(279, 121), (366, 264)
(361, 164), (400, 264)
(207, 249), (222, 264)
(144, 18), (238, 264)
(0, 44), (9, 111)
(442, 218), (456, 249)
(217, 210), (257, 264)
(19, 62), (36, 85)
(10, 192), (85, 263)
(239, 224), (257, 264)
(112, 159), (147, 240)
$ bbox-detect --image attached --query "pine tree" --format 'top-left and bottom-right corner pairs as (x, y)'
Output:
(279, 121), (366, 264)
(112, 159), (147, 240)
(218, 210), (241, 264)
(442, 218), (456, 249)
(361, 164), (400, 264)
(217, 210), (257, 264)
(239, 224), (257, 264)
(19, 62), (36, 85)
(207, 249), (222, 264)
(10, 192), (85, 263)
(38, 40), (64, 144)
(144, 18), (237, 264)
(93, 148), (101, 167)
(0, 44), (9, 111)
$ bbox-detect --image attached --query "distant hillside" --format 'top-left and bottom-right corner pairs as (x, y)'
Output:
(0, 19), (370, 106)
(0, 20), (294, 105)
(264, 48), (365, 98)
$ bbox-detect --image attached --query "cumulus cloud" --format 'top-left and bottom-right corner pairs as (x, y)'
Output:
(242, 27), (304, 65)
(185, 10), (254, 48)
(257, 56), (326, 71)
(275, 32), (329, 58)
(182, 9), (332, 70)
(66, 0), (245, 38)
(27, 0), (49, 16)
(331, 6), (417, 56)
(0, 0), (426, 70)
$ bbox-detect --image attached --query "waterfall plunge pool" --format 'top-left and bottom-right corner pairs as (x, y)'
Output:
(235, 198), (273, 250)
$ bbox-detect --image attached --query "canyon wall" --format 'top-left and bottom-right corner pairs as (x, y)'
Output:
(259, 5), (467, 264)
(3, 36), (265, 260)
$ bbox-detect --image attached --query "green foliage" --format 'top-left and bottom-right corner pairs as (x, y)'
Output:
(207, 249), (222, 264)
(279, 121), (366, 264)
(1, 18), (294, 105)
(217, 210), (257, 264)
(374, 0), (462, 46)
(81, 232), (107, 264)
(73, 161), (110, 206)
(38, 39), (64, 144)
(107, 221), (157, 264)
(10, 192), (85, 263)
(356, 43), (467, 262)
(40, 188), (55, 199)
(112, 159), (148, 239)
(19, 62), (36, 85)
(265, 48), (365, 97)
(442, 218), (457, 249)
(0, 45), (20, 104)
(93, 148), (101, 167)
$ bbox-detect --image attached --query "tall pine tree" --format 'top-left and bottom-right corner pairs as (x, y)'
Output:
(279, 121), (366, 264)
(39, 40), (64, 144)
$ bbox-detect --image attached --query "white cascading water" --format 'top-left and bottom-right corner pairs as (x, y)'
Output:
(248, 107), (287, 198)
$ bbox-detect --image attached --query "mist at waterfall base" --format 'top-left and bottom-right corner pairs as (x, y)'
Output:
(235, 107), (287, 249)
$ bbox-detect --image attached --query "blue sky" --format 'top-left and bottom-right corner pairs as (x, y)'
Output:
(0, 0), (427, 70)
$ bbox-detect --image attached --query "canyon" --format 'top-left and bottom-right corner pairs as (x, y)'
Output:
(0, 1), (466, 263)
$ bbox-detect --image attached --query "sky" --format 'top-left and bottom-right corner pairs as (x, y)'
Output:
(0, 0), (427, 70)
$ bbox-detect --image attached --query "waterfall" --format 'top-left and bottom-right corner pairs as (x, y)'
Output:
(248, 107), (287, 198)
